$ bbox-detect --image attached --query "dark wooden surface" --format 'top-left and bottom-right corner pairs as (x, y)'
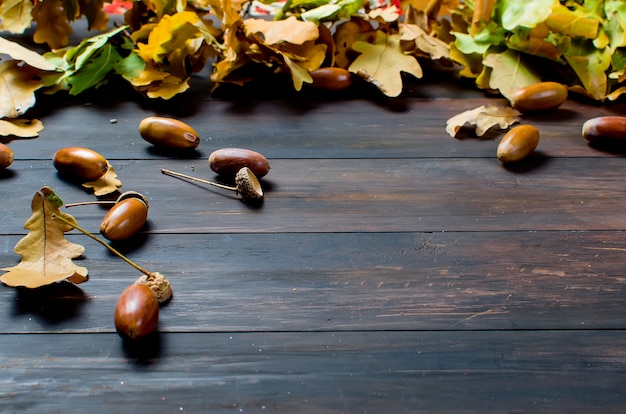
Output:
(2, 66), (626, 413)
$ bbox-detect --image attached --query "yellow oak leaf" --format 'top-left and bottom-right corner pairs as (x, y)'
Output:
(349, 31), (423, 97)
(1, 187), (88, 289)
(0, 60), (44, 119)
(31, 0), (74, 49)
(400, 23), (450, 60)
(445, 105), (521, 137)
(0, 118), (44, 137)
(82, 163), (122, 196)
(333, 19), (375, 69)
(243, 16), (319, 46)
(0, 0), (34, 33)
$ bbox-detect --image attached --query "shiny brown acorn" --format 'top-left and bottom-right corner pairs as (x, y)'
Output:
(52, 147), (109, 181)
(497, 124), (540, 164)
(582, 116), (626, 143)
(209, 148), (270, 178)
(139, 116), (200, 150)
(0, 143), (14, 169)
(510, 82), (568, 113)
(114, 282), (159, 340)
(100, 192), (149, 241)
(310, 67), (353, 91)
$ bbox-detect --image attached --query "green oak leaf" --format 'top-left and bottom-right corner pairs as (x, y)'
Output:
(482, 49), (541, 100)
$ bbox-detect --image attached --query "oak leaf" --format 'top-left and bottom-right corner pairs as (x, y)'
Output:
(0, 118), (44, 137)
(243, 16), (319, 45)
(482, 49), (541, 100)
(82, 163), (122, 196)
(445, 105), (521, 137)
(0, 37), (57, 71)
(0, 60), (44, 119)
(31, 0), (74, 49)
(400, 23), (450, 60)
(0, 0), (34, 33)
(1, 187), (88, 289)
(349, 31), (423, 97)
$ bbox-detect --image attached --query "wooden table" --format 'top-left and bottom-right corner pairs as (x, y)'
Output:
(2, 69), (626, 413)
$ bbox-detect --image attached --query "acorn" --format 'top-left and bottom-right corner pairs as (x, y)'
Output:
(497, 124), (540, 164)
(510, 82), (568, 113)
(52, 147), (109, 181)
(310, 67), (353, 91)
(0, 143), (14, 169)
(100, 192), (150, 241)
(209, 148), (270, 178)
(139, 116), (200, 150)
(582, 116), (626, 143)
(114, 282), (159, 340)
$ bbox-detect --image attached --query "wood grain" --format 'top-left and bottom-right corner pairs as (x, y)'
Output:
(2, 59), (626, 411)
(1, 231), (625, 333)
(1, 331), (625, 413)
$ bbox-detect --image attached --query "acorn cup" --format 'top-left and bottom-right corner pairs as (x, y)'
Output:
(161, 167), (264, 202)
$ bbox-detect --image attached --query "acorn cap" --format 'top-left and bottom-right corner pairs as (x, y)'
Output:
(116, 191), (150, 209)
(136, 272), (172, 304)
(235, 167), (264, 201)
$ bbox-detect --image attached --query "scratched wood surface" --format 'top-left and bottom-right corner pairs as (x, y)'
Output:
(3, 46), (626, 413)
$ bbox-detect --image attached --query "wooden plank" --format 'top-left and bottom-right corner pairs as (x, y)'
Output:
(2, 157), (626, 233)
(1, 231), (625, 333)
(1, 330), (625, 413)
(8, 98), (626, 161)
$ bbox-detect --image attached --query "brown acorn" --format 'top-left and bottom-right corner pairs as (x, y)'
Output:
(310, 67), (353, 91)
(0, 143), (14, 169)
(139, 116), (200, 150)
(52, 147), (109, 181)
(582, 116), (626, 143)
(100, 192), (149, 241)
(510, 82), (568, 113)
(497, 124), (540, 164)
(114, 282), (159, 340)
(209, 148), (270, 178)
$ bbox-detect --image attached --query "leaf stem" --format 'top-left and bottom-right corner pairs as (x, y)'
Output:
(161, 168), (237, 192)
(52, 213), (151, 277)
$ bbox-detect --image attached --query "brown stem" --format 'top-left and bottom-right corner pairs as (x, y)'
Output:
(65, 200), (116, 208)
(161, 168), (238, 192)
(52, 213), (152, 278)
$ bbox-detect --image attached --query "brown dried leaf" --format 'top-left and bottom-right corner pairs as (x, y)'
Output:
(31, 0), (74, 49)
(82, 163), (122, 196)
(1, 187), (88, 288)
(445, 104), (521, 137)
